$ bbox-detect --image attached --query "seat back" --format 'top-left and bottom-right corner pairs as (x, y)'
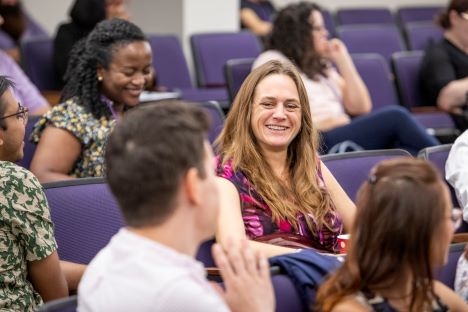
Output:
(191, 31), (262, 88)
(337, 25), (405, 63)
(194, 101), (225, 144)
(321, 149), (412, 201)
(397, 6), (444, 25)
(336, 8), (394, 25)
(224, 58), (254, 102)
(434, 243), (466, 289)
(404, 22), (443, 51)
(36, 295), (77, 312)
(20, 36), (60, 91)
(43, 178), (124, 264)
(391, 50), (425, 109)
(16, 115), (40, 170)
(147, 34), (193, 89)
(351, 53), (399, 110)
(272, 275), (303, 312)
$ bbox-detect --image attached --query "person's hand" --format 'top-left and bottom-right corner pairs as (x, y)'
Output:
(212, 239), (275, 312)
(325, 38), (350, 64)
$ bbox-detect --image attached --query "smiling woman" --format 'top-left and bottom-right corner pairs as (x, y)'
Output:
(30, 18), (152, 183)
(215, 60), (356, 257)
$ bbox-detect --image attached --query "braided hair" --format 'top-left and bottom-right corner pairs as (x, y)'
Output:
(61, 18), (147, 119)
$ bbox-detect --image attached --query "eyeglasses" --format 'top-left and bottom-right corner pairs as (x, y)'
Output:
(1, 104), (29, 125)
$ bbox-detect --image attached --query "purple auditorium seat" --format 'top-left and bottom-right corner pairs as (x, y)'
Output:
(147, 35), (228, 106)
(16, 115), (40, 170)
(36, 295), (77, 312)
(224, 58), (254, 102)
(196, 238), (216, 267)
(392, 51), (455, 131)
(397, 6), (444, 25)
(336, 8), (394, 25)
(435, 243), (466, 289)
(20, 36), (61, 91)
(351, 53), (399, 111)
(417, 144), (468, 232)
(404, 22), (443, 51)
(337, 25), (405, 64)
(194, 101), (224, 144)
(321, 9), (336, 38)
(190, 31), (262, 89)
(43, 178), (124, 264)
(272, 275), (304, 312)
(321, 149), (412, 201)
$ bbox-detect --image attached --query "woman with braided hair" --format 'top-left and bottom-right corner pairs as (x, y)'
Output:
(30, 18), (152, 183)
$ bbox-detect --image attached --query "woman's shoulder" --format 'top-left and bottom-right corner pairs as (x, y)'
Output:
(329, 294), (372, 312)
(253, 50), (292, 69)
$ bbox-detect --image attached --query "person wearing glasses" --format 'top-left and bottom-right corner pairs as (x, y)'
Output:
(0, 75), (70, 311)
(316, 158), (468, 312)
(420, 0), (468, 130)
(253, 2), (439, 155)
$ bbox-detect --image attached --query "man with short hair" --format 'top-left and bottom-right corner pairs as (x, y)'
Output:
(78, 101), (275, 311)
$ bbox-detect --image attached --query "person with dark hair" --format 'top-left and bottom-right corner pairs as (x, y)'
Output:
(215, 60), (355, 257)
(253, 2), (439, 154)
(0, 75), (69, 311)
(316, 158), (468, 312)
(53, 0), (130, 85)
(30, 18), (152, 183)
(420, 0), (468, 130)
(240, 0), (276, 37)
(78, 100), (275, 311)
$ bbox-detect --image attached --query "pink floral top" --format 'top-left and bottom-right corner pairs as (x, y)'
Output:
(215, 156), (343, 253)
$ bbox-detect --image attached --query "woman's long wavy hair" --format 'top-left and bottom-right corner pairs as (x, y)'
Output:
(316, 158), (449, 312)
(215, 60), (334, 235)
(268, 2), (328, 80)
(61, 18), (147, 120)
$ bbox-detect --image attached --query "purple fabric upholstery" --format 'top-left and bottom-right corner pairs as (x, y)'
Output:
(434, 243), (466, 289)
(20, 36), (61, 91)
(337, 25), (405, 63)
(397, 6), (444, 25)
(190, 31), (262, 88)
(224, 58), (254, 102)
(336, 8), (394, 25)
(147, 34), (228, 104)
(192, 101), (224, 144)
(36, 295), (77, 312)
(195, 238), (216, 267)
(404, 22), (443, 51)
(43, 178), (124, 264)
(352, 53), (399, 111)
(272, 275), (304, 312)
(16, 115), (40, 170)
(321, 149), (412, 201)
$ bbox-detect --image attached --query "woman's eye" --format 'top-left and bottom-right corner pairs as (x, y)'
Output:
(286, 103), (299, 110)
(261, 102), (274, 108)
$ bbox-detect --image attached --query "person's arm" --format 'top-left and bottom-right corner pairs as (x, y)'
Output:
(437, 77), (468, 113)
(28, 251), (68, 302)
(330, 297), (369, 312)
(30, 127), (81, 183)
(240, 8), (272, 36)
(327, 39), (372, 116)
(60, 261), (87, 293)
(434, 280), (468, 312)
(446, 133), (468, 222)
(320, 161), (356, 232)
(215, 177), (297, 257)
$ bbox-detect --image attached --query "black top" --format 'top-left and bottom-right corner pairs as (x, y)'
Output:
(419, 38), (468, 107)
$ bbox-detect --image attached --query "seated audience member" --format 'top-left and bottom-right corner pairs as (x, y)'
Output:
(215, 60), (355, 256)
(446, 129), (468, 222)
(240, 0), (276, 37)
(78, 101), (275, 311)
(420, 0), (468, 130)
(0, 50), (50, 115)
(30, 18), (152, 183)
(0, 75), (69, 311)
(0, 0), (47, 62)
(54, 0), (130, 85)
(253, 2), (439, 154)
(316, 158), (468, 312)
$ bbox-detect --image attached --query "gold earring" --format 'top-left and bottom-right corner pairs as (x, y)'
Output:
(98, 76), (103, 81)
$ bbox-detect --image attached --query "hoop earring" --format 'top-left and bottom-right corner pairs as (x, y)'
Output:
(97, 76), (103, 82)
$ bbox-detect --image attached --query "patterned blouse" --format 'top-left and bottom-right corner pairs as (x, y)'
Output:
(215, 156), (343, 253)
(355, 289), (449, 311)
(0, 161), (57, 311)
(32, 98), (115, 178)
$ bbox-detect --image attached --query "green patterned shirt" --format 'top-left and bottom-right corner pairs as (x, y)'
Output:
(0, 161), (57, 311)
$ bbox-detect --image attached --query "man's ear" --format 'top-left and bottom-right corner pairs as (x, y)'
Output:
(184, 168), (201, 207)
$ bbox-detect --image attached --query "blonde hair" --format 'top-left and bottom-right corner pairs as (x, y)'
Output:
(215, 60), (334, 234)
